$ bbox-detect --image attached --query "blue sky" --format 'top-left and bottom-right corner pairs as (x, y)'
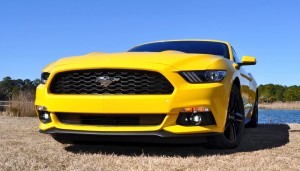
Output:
(0, 0), (299, 86)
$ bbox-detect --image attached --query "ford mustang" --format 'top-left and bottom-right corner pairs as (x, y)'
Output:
(35, 40), (258, 148)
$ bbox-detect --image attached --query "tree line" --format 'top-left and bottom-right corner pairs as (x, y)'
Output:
(258, 84), (300, 102)
(0, 77), (299, 102)
(0, 77), (40, 100)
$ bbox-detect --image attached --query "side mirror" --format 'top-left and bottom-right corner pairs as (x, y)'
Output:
(238, 56), (256, 66)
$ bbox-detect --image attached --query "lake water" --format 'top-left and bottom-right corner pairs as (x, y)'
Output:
(259, 109), (300, 124)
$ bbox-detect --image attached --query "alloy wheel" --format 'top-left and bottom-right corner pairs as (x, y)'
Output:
(224, 89), (244, 142)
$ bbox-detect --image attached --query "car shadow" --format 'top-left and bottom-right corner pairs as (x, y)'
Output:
(65, 124), (290, 157)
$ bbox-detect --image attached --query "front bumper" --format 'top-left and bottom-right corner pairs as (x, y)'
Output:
(41, 128), (221, 144)
(36, 63), (231, 136)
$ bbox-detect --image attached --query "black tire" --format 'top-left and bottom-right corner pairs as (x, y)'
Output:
(207, 85), (245, 149)
(246, 90), (258, 128)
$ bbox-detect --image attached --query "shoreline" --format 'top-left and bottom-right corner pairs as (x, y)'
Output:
(258, 101), (300, 110)
(259, 108), (300, 111)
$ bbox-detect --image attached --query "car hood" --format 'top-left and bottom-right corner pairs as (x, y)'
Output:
(45, 51), (225, 72)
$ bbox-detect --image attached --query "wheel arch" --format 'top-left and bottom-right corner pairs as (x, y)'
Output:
(232, 77), (241, 92)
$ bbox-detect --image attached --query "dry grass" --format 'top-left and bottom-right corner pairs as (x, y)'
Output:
(259, 101), (300, 110)
(5, 90), (35, 117)
(0, 117), (300, 170)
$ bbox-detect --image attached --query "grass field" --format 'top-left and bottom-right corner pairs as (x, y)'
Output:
(0, 116), (299, 171)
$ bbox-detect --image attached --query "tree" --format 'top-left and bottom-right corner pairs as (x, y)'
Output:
(0, 77), (40, 100)
(258, 84), (279, 102)
(0, 77), (14, 100)
(259, 84), (299, 102)
(283, 86), (300, 101)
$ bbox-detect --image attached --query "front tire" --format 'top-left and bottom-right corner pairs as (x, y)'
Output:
(207, 85), (245, 149)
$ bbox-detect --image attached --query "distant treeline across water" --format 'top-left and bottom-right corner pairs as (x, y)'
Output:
(258, 84), (300, 102)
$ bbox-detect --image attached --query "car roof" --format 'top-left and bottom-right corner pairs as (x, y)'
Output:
(134, 39), (230, 48)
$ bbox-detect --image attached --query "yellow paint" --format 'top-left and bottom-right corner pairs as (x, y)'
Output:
(241, 56), (256, 65)
(36, 40), (257, 135)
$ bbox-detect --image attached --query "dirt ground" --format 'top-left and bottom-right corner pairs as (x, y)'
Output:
(0, 116), (299, 171)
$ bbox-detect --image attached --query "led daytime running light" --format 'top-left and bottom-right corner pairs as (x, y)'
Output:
(180, 70), (226, 83)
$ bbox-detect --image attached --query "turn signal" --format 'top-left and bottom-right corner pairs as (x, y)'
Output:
(181, 107), (210, 113)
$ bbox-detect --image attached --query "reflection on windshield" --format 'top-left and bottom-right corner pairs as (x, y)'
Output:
(128, 41), (229, 59)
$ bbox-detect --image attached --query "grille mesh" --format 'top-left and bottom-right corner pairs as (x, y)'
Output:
(56, 113), (166, 126)
(49, 69), (174, 95)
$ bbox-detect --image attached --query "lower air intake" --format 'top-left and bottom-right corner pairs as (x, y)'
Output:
(56, 113), (166, 126)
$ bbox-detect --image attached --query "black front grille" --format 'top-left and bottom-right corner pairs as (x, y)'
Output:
(56, 113), (166, 126)
(49, 69), (174, 95)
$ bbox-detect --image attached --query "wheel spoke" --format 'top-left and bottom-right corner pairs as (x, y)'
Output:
(229, 121), (236, 141)
(233, 112), (244, 123)
(225, 121), (230, 130)
(235, 112), (243, 118)
(232, 122), (237, 141)
(233, 118), (243, 123)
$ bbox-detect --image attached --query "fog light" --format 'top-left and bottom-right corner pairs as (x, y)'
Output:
(190, 113), (202, 125)
(36, 105), (52, 124)
(177, 106), (215, 126)
(43, 113), (50, 120)
(40, 112), (51, 123)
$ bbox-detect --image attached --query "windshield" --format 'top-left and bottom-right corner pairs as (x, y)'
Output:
(128, 41), (230, 59)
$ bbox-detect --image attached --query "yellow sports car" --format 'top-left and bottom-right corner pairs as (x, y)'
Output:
(36, 40), (257, 148)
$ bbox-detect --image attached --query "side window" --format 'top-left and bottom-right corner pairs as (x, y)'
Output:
(231, 47), (241, 63)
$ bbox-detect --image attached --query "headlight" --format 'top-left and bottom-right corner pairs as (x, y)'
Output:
(41, 72), (50, 84)
(179, 70), (226, 83)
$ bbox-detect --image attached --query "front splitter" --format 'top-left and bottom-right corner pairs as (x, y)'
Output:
(40, 128), (221, 144)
